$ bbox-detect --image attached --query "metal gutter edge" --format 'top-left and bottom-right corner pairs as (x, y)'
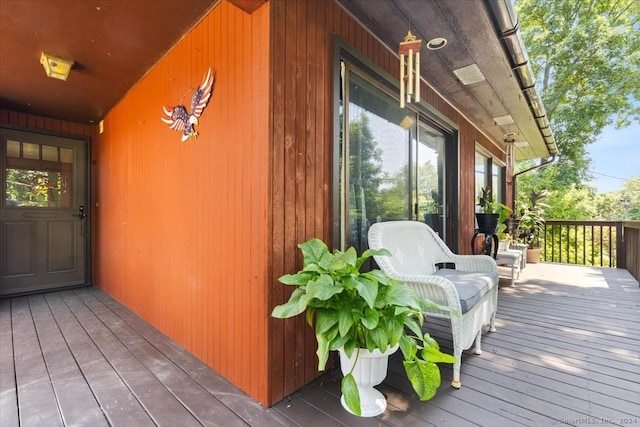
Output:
(485, 0), (559, 157)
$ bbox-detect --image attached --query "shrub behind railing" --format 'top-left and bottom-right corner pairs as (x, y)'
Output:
(542, 221), (620, 267)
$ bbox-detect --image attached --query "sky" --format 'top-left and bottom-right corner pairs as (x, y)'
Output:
(585, 121), (640, 194)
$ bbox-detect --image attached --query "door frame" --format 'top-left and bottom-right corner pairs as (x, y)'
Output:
(0, 125), (91, 296)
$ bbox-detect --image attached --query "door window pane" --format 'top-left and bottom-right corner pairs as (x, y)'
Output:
(5, 169), (70, 207)
(60, 148), (73, 163)
(42, 145), (59, 162)
(4, 140), (73, 208)
(23, 143), (39, 160)
(6, 140), (20, 157)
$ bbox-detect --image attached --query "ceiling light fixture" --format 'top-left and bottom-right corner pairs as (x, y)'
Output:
(426, 37), (447, 50)
(40, 52), (74, 81)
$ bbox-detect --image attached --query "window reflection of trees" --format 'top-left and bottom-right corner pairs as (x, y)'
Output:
(6, 169), (65, 207)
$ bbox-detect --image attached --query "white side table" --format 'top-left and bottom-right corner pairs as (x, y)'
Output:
(496, 249), (522, 286)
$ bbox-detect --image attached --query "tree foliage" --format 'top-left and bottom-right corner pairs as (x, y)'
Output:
(514, 0), (640, 195)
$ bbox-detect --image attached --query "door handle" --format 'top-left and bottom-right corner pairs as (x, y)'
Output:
(72, 205), (86, 219)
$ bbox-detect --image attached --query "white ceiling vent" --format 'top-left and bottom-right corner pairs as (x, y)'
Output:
(453, 64), (486, 85)
(493, 115), (514, 125)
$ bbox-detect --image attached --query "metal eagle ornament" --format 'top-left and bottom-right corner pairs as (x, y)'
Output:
(161, 68), (215, 142)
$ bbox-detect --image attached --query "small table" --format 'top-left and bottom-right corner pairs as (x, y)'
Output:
(496, 249), (522, 286)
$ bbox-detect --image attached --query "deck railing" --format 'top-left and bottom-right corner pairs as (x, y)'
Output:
(542, 220), (620, 267)
(535, 220), (640, 283)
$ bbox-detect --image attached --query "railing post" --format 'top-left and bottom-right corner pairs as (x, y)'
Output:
(616, 221), (626, 269)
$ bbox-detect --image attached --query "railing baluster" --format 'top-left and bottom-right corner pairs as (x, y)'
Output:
(514, 220), (637, 271)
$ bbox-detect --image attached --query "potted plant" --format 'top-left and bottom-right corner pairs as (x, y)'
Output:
(475, 187), (512, 255)
(476, 187), (511, 234)
(271, 238), (456, 417)
(516, 189), (549, 263)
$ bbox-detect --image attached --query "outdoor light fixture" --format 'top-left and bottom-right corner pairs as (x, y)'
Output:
(399, 30), (422, 109)
(40, 52), (74, 81)
(426, 37), (447, 50)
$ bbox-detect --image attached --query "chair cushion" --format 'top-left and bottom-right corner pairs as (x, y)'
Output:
(433, 269), (498, 314)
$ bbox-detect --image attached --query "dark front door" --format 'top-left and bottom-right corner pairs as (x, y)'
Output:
(1, 128), (88, 296)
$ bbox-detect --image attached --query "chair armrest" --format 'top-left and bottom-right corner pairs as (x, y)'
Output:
(447, 254), (498, 273)
(387, 272), (463, 315)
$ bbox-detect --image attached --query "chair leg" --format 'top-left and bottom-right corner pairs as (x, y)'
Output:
(451, 351), (462, 389)
(473, 330), (482, 355)
(490, 311), (497, 332)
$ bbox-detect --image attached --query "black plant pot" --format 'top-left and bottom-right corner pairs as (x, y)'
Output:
(473, 213), (500, 258)
(475, 213), (499, 234)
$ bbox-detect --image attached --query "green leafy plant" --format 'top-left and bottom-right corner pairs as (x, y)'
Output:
(271, 238), (456, 416)
(517, 189), (549, 248)
(477, 187), (512, 234)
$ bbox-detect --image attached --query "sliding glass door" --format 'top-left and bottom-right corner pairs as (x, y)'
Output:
(338, 63), (450, 254)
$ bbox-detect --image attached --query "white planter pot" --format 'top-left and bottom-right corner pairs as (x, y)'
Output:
(338, 345), (399, 417)
(498, 240), (510, 251)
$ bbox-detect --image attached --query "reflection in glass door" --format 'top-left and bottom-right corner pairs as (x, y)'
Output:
(344, 71), (410, 254)
(338, 64), (449, 255)
(415, 123), (445, 237)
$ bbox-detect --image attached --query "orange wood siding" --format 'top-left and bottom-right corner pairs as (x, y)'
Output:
(92, 1), (271, 405)
(268, 0), (506, 404)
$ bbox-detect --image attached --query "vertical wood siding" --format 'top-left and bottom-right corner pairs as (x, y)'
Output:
(268, 0), (505, 404)
(92, 1), (271, 405)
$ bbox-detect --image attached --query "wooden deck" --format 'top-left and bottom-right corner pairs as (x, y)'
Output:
(1, 264), (639, 426)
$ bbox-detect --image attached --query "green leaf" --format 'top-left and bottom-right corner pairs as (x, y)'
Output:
(399, 334), (417, 361)
(422, 346), (457, 364)
(315, 309), (339, 334)
(404, 317), (424, 339)
(341, 373), (361, 416)
(325, 246), (357, 271)
(278, 272), (314, 286)
(360, 307), (379, 330)
(357, 248), (390, 269)
(343, 339), (356, 358)
(354, 276), (378, 308)
(271, 288), (307, 318)
(386, 314), (405, 346)
(306, 274), (343, 301)
(362, 269), (392, 286)
(403, 359), (441, 400)
(328, 333), (350, 350)
(315, 332), (331, 371)
(368, 325), (388, 350)
(383, 283), (421, 309)
(422, 333), (439, 349)
(338, 308), (355, 336)
(298, 238), (329, 267)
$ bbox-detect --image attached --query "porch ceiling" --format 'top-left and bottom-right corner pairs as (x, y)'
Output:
(0, 0), (221, 125)
(0, 0), (555, 161)
(337, 0), (558, 160)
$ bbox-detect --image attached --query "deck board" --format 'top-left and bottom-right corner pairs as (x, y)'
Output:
(1, 264), (639, 426)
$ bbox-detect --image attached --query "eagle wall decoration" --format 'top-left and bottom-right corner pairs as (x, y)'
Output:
(161, 68), (215, 142)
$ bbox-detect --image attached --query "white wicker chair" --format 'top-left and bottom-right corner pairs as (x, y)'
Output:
(368, 220), (498, 388)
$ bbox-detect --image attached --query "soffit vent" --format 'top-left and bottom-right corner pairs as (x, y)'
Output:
(452, 63), (486, 85)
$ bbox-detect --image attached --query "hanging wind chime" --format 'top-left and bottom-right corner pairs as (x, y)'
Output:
(399, 30), (422, 109)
